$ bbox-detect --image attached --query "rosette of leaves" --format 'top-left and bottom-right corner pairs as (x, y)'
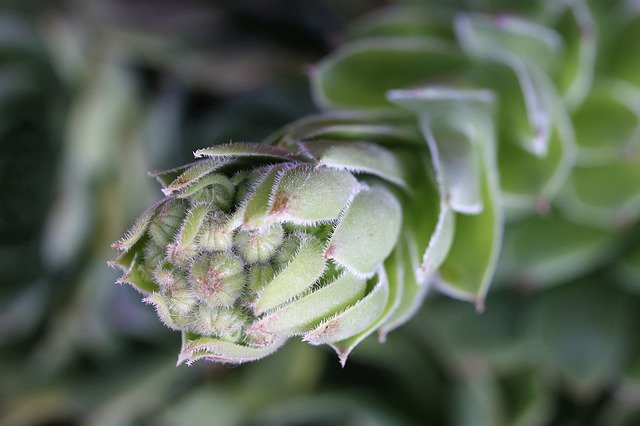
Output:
(112, 0), (640, 366)
(111, 88), (503, 365)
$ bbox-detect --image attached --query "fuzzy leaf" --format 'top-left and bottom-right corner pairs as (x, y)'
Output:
(178, 333), (285, 365)
(268, 166), (359, 224)
(301, 141), (409, 188)
(252, 271), (367, 336)
(162, 159), (230, 195)
(304, 271), (389, 347)
(242, 165), (288, 228)
(194, 142), (302, 161)
(254, 235), (326, 314)
(326, 185), (402, 276)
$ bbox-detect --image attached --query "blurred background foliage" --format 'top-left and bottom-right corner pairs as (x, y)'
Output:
(1, 0), (640, 425)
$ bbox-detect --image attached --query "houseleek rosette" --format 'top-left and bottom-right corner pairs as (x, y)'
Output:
(112, 0), (640, 365)
(111, 89), (502, 365)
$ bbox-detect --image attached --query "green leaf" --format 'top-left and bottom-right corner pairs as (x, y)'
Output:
(379, 237), (429, 337)
(143, 293), (181, 331)
(388, 87), (494, 214)
(456, 13), (562, 156)
(350, 6), (454, 40)
(571, 81), (639, 164)
(559, 158), (640, 229)
(178, 333), (285, 365)
(269, 166), (359, 224)
(312, 37), (467, 109)
(250, 271), (367, 337)
(300, 141), (409, 189)
(553, 0), (597, 106)
(194, 142), (302, 161)
(530, 281), (634, 397)
(162, 159), (230, 196)
(111, 200), (161, 252)
(455, 13), (563, 70)
(242, 165), (289, 228)
(326, 185), (402, 276)
(436, 167), (502, 307)
(497, 213), (618, 288)
(303, 268), (390, 361)
(254, 235), (326, 314)
(116, 260), (158, 294)
(608, 12), (640, 88)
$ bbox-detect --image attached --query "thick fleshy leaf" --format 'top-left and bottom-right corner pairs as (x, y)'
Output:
(268, 166), (359, 224)
(194, 142), (302, 161)
(300, 141), (409, 189)
(559, 159), (640, 229)
(143, 293), (181, 331)
(111, 200), (162, 252)
(265, 109), (419, 146)
(328, 266), (400, 366)
(497, 213), (618, 288)
(242, 165), (288, 228)
(388, 87), (494, 214)
(379, 237), (428, 338)
(162, 159), (230, 195)
(250, 271), (367, 337)
(312, 37), (468, 109)
(148, 163), (192, 188)
(531, 281), (634, 395)
(173, 203), (210, 248)
(116, 260), (158, 294)
(253, 235), (326, 314)
(499, 85), (576, 211)
(553, 0), (597, 106)
(456, 13), (561, 156)
(351, 6), (454, 40)
(296, 123), (421, 146)
(326, 185), (402, 276)
(178, 333), (285, 365)
(455, 13), (563, 70)
(175, 173), (235, 203)
(436, 168), (502, 308)
(608, 12), (640, 88)
(571, 82), (639, 164)
(303, 269), (389, 347)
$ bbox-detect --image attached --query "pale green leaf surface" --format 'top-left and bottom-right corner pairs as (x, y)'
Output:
(194, 142), (301, 161)
(269, 166), (359, 224)
(497, 213), (618, 288)
(379, 237), (429, 337)
(242, 165), (285, 228)
(304, 272), (389, 347)
(301, 141), (409, 188)
(436, 168), (501, 307)
(326, 185), (401, 276)
(162, 159), (230, 196)
(178, 333), (286, 365)
(559, 159), (640, 228)
(312, 37), (467, 109)
(252, 272), (367, 336)
(254, 235), (326, 314)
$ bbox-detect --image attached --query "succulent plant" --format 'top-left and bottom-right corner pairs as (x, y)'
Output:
(112, 0), (640, 368)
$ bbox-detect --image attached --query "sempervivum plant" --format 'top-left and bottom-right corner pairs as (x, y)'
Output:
(111, 96), (501, 365)
(112, 0), (640, 366)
